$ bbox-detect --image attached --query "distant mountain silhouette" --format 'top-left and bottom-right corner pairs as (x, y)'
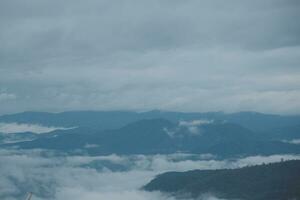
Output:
(1, 110), (300, 132)
(3, 118), (300, 157)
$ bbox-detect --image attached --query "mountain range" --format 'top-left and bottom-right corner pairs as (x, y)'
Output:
(1, 111), (300, 157)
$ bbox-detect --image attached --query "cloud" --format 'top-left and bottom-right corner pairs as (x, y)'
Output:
(0, 123), (74, 134)
(0, 92), (16, 102)
(1, 149), (300, 200)
(84, 143), (100, 149)
(0, 0), (300, 114)
(178, 120), (214, 135)
(233, 154), (300, 167)
(164, 120), (213, 137)
(0, 150), (183, 200)
(282, 139), (300, 145)
(179, 120), (213, 127)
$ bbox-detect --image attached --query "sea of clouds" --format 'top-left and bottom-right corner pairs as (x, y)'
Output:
(1, 149), (300, 200)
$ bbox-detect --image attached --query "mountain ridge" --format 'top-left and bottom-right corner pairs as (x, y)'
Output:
(143, 160), (300, 200)
(2, 118), (300, 157)
(1, 110), (300, 132)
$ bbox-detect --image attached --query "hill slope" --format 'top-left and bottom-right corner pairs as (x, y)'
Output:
(144, 160), (300, 200)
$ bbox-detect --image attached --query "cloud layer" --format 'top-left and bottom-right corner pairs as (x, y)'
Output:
(1, 149), (300, 200)
(0, 0), (300, 114)
(0, 123), (73, 134)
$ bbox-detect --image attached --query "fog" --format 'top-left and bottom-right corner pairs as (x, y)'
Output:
(1, 149), (299, 200)
(0, 123), (74, 134)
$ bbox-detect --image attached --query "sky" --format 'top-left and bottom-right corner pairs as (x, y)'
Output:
(0, 0), (300, 115)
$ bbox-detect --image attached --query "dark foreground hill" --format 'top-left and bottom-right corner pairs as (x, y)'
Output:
(144, 160), (300, 200)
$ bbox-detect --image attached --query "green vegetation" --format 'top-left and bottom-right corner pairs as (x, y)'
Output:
(144, 160), (300, 200)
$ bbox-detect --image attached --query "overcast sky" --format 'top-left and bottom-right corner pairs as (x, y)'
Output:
(0, 0), (300, 115)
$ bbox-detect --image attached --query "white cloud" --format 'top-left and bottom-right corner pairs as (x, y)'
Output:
(0, 122), (74, 134)
(164, 120), (213, 137)
(1, 149), (299, 200)
(179, 120), (214, 135)
(233, 154), (300, 167)
(0, 92), (16, 102)
(179, 120), (213, 127)
(84, 143), (100, 148)
(282, 139), (300, 145)
(163, 127), (176, 137)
